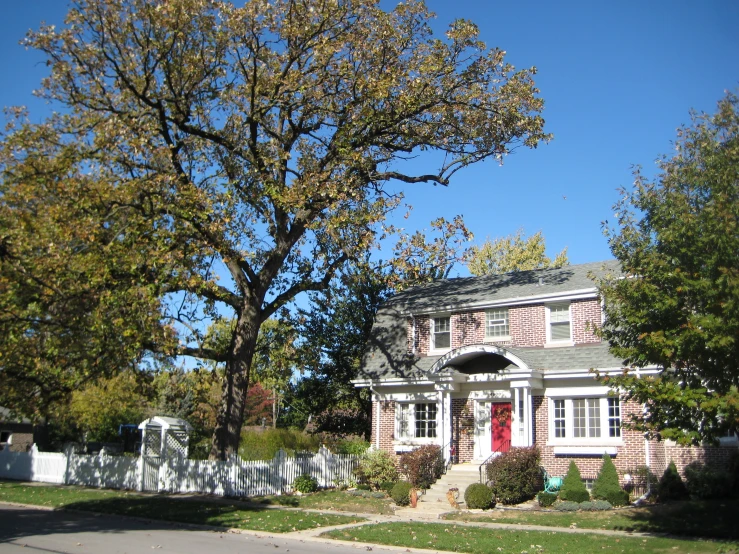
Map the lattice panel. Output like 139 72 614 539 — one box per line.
143 431 161 457
166 430 189 458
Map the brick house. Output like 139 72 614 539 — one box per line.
353 261 737 483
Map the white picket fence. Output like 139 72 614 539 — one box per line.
0 444 359 497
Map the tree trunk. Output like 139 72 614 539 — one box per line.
210 306 260 460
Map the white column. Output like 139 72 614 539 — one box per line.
513 387 521 447
523 387 532 446
441 390 451 460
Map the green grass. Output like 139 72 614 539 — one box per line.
324 522 739 554
443 499 739 540
252 489 395 515
0 481 364 533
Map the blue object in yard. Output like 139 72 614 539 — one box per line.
541 467 563 493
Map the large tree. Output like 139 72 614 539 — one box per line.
3 0 548 458
466 228 568 276
597 93 739 445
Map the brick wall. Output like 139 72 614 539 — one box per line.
509 304 546 347
571 299 602 344
650 440 739 479
408 317 430 354
451 398 475 463
371 400 396 456
452 311 485 347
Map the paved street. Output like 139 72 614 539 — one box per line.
0 504 398 554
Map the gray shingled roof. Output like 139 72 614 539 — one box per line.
358 261 623 381
384 260 619 313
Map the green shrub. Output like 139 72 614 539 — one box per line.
657 461 688 501
605 488 630 506
293 474 318 493
391 481 413 506
371 491 386 499
239 428 322 460
379 481 397 494
554 500 580 511
356 483 371 491
579 500 594 511
354 449 398 490
537 491 558 507
559 461 590 502
684 462 731 499
334 438 371 456
399 445 444 489
591 454 629 507
464 483 495 510
728 451 739 496
592 499 613 510
485 446 543 505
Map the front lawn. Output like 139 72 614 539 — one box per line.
252 489 395 515
0 481 364 533
324 522 739 554
444 499 739 540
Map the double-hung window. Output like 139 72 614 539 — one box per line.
550 397 622 442
431 316 450 350
485 308 510 340
396 403 437 440
548 303 571 343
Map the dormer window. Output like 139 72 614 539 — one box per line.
431 316 450 350
485 308 510 340
547 303 571 343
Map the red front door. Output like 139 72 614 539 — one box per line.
492 403 512 453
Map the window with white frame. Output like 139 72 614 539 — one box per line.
548 303 571 342
395 403 437 440
431 316 450 350
549 397 621 442
485 308 510 339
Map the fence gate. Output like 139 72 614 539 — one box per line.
141 431 162 492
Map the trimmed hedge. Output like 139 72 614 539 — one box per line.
485 446 543 505
537 491 558 507
559 461 590 503
391 481 413 506
464 483 495 510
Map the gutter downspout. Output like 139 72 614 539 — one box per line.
410 314 417 354
369 386 383 450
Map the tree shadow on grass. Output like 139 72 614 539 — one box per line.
614 500 739 540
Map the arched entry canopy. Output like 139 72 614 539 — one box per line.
428 344 530 376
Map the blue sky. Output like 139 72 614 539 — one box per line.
1 0 737 272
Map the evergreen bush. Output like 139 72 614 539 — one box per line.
379 481 397 495
354 449 398 490
464 483 495 509
485 446 543 505
391 481 413 506
592 454 629 506
399 445 444 489
657 461 688 501
559 461 590 502
537 491 558 507
293 474 319 493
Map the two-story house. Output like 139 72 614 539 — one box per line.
354 261 737 482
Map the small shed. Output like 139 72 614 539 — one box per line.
138 416 192 461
